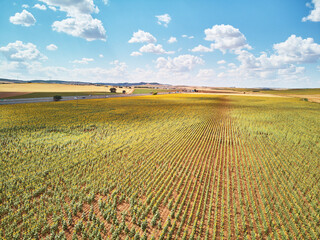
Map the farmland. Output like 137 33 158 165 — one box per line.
133 88 175 94
2 92 117 99
0 83 132 99
0 94 319 239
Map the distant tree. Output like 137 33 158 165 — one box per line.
152 92 158 95
122 90 126 94
53 95 62 101
110 87 117 93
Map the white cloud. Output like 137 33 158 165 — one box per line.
182 34 194 39
46 44 58 51
0 41 47 62
139 43 173 54
197 69 215 80
33 4 47 10
217 60 226 64
156 14 171 27
22 4 29 8
9 10 36 27
130 51 142 56
168 37 177 43
52 14 106 41
72 57 94 64
102 0 109 5
302 0 320 22
235 35 320 70
191 44 214 52
49 6 57 11
216 35 320 84
228 63 236 68
39 0 99 16
128 30 157 43
40 0 106 41
278 65 305 75
156 54 204 72
272 35 320 63
99 54 104 58
204 24 251 53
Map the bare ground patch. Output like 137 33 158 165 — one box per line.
0 92 32 98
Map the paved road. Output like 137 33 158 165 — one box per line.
0 92 175 105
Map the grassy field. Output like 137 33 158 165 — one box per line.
0 83 112 93
0 94 319 239
0 83 132 99
259 88 320 95
133 88 174 94
3 92 117 99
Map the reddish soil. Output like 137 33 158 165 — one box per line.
0 92 31 98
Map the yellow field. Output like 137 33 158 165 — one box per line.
0 83 131 93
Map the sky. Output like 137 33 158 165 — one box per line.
0 0 320 88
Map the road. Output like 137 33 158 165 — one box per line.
0 92 175 105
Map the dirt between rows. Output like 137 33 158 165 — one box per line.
0 92 32 98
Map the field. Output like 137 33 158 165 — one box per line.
222 88 320 103
0 83 132 99
259 88 320 95
0 94 319 239
2 92 117 99
133 88 174 94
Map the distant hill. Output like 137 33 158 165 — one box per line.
0 78 164 87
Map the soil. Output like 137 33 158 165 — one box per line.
0 92 31 98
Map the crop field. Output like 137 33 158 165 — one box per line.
2 92 117 99
133 88 174 94
0 83 112 93
0 83 132 99
0 94 319 239
259 88 320 95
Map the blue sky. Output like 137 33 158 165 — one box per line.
0 0 320 88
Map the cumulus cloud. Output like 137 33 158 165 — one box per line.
46 44 58 51
102 0 109 5
236 35 320 70
272 35 320 63
139 43 174 54
196 69 215 80
156 14 171 27
52 15 106 41
0 41 47 62
218 35 320 83
168 37 177 43
39 0 99 15
130 51 142 56
33 4 47 10
278 65 305 75
72 58 94 64
0 59 129 83
9 10 36 27
128 30 157 43
191 44 214 52
217 60 226 64
156 54 204 72
49 6 57 11
204 24 251 53
182 35 194 39
99 54 104 58
22 4 29 8
302 0 320 22
40 0 107 41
